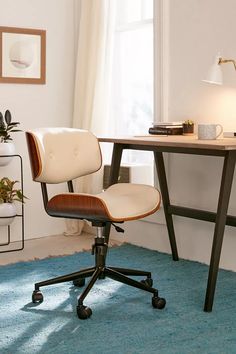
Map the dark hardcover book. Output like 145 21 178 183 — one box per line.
149 126 183 135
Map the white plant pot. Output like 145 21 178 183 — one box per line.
0 142 15 166
0 203 17 226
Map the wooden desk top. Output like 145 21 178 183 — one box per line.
99 135 236 151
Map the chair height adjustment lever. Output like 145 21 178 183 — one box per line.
111 223 124 233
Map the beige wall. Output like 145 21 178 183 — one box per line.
123 0 236 271
168 0 236 271
168 0 236 127
0 0 76 240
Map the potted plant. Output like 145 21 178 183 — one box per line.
183 119 194 135
0 110 21 166
0 177 27 226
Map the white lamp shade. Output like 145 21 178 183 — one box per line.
202 55 223 85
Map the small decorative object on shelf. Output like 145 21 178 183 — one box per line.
183 119 194 136
0 177 27 226
0 110 21 166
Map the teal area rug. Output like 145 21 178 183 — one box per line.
0 244 235 354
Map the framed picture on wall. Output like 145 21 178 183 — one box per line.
0 26 46 84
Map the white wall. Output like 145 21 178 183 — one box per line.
0 0 76 240
122 0 236 271
168 0 236 271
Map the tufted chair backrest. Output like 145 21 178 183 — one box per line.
26 128 102 184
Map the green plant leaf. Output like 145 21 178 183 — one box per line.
8 129 22 133
8 122 20 126
0 177 27 204
0 112 20 141
0 112 4 126
4 110 12 125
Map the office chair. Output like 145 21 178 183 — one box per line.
26 127 166 319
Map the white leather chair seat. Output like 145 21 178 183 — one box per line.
96 183 161 221
47 183 161 222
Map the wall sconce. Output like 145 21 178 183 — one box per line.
203 54 236 85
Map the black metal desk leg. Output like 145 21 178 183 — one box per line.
154 151 179 261
104 143 124 243
204 151 236 312
108 143 124 185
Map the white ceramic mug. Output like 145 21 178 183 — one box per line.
198 124 223 140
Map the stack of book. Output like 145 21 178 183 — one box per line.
149 122 183 135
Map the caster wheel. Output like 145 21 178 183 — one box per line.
152 296 166 309
32 290 44 303
77 304 92 320
141 278 153 287
73 278 85 287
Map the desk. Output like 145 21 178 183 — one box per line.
99 135 236 312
